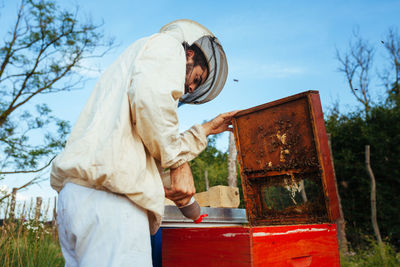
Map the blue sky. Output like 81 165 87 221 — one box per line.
1 0 399 206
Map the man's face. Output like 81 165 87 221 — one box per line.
185 50 208 94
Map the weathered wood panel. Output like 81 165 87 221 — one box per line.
232 91 340 226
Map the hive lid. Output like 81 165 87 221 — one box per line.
232 91 340 226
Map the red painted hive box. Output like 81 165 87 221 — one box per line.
162 91 341 267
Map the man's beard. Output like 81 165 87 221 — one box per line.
184 63 194 94
184 84 190 94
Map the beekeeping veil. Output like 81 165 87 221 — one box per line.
160 19 228 105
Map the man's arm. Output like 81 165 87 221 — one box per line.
165 111 240 206
202 110 240 136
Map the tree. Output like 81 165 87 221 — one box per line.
0 0 113 176
336 29 374 119
227 132 237 187
365 145 382 245
326 105 400 249
331 26 400 249
190 135 228 192
381 27 400 106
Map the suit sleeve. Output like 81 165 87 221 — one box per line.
129 34 208 169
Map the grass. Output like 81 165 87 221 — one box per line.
341 238 400 267
0 196 64 267
1 195 400 266
0 220 65 267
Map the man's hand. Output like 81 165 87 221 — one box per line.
164 162 195 207
202 110 241 136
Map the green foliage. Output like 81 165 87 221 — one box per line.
332 26 400 250
340 237 400 267
0 194 64 266
190 135 229 192
0 0 113 174
382 28 400 108
326 103 400 249
236 167 245 208
0 104 70 172
0 221 64 267
189 134 245 207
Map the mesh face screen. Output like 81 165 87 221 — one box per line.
180 36 227 105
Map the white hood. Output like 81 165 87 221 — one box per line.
160 19 228 105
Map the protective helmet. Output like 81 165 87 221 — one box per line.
160 19 228 105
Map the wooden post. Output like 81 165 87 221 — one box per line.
327 133 348 253
365 145 382 244
204 170 209 191
52 196 58 238
52 196 57 226
21 201 27 221
51 197 57 227
9 188 17 220
227 132 238 187
35 196 42 222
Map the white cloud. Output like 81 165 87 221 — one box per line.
0 184 29 201
0 184 9 195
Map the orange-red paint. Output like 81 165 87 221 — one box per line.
162 224 340 267
308 93 341 220
162 226 251 267
251 224 340 266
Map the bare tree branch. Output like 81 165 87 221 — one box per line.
336 29 374 118
0 0 114 175
0 175 45 203
383 27 400 101
0 0 24 79
0 155 55 175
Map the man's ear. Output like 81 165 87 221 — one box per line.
186 49 194 59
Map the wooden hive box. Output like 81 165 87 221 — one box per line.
232 90 340 225
161 91 340 267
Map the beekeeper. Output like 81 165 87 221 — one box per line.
50 19 234 266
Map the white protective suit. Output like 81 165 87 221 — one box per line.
50 18 228 239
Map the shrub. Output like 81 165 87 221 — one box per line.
341 237 400 267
